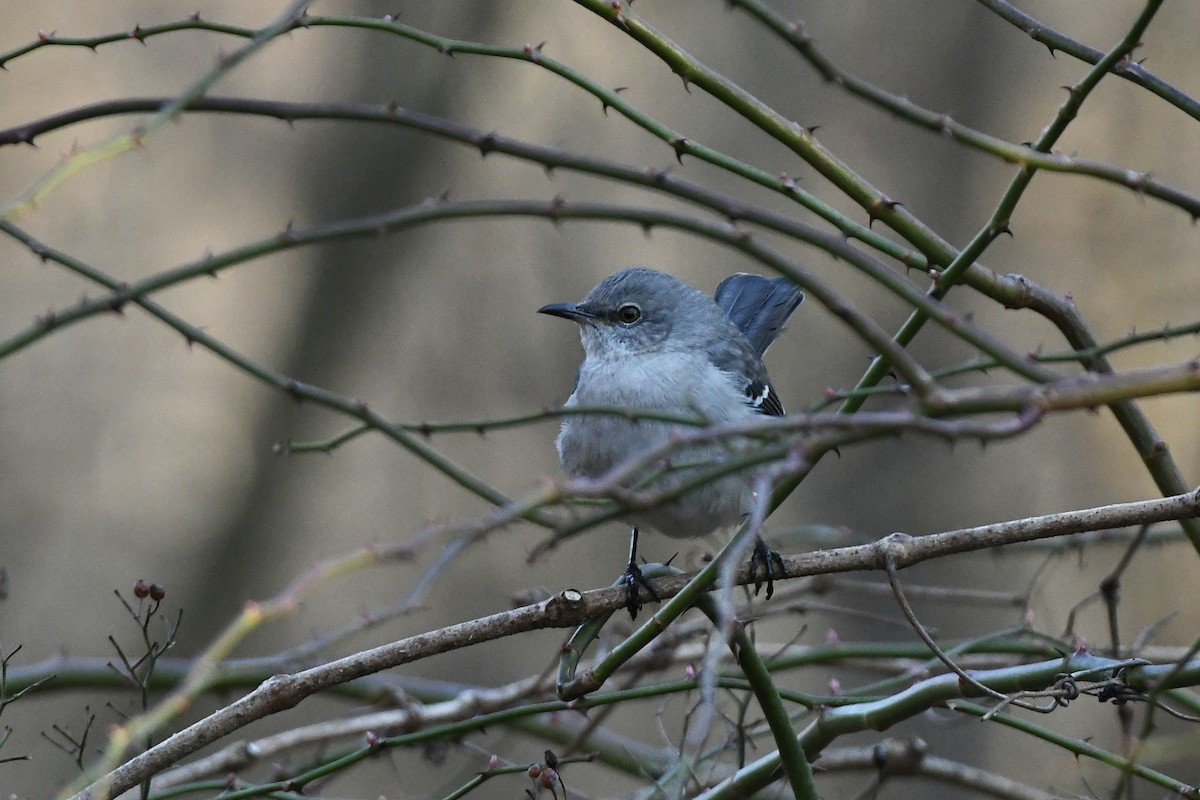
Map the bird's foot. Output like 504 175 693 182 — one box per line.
621 559 660 620
749 537 787 599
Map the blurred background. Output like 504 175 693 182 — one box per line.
1 0 1198 796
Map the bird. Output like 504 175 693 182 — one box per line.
538 267 803 616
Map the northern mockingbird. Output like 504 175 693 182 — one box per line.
539 267 803 616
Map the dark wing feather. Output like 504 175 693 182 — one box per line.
714 273 804 357
712 273 802 417
744 378 785 417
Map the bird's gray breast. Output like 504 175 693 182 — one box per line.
555 350 748 479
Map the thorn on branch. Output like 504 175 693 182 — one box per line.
670 137 688 163
522 42 546 62
866 196 900 226
477 131 497 157
109 283 131 314
601 86 627 115
607 0 628 30
1126 170 1149 195
546 194 567 225
197 248 216 277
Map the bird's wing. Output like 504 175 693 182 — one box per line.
713 273 804 357
706 337 787 417
744 377 785 417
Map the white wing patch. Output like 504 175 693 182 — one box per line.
749 383 769 408
744 379 784 416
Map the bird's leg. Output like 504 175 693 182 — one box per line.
621 527 660 619
749 536 787 599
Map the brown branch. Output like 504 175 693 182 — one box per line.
141 672 554 790
72 486 1200 799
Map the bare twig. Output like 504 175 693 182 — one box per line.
815 737 1057 800
68 486 1199 798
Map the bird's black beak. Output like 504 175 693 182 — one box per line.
537 302 594 322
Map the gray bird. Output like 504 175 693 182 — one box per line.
539 267 803 616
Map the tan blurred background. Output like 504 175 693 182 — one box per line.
2 0 1199 796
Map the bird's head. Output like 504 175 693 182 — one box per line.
538 267 718 358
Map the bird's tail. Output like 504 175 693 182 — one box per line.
714 273 804 356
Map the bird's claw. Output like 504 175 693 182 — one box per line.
749 538 787 599
621 560 660 620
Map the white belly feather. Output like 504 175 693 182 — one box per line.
556 349 758 538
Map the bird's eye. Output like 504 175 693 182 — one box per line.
615 303 642 324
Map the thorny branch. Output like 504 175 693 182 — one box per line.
70 486 1200 798
1 2 1197 798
